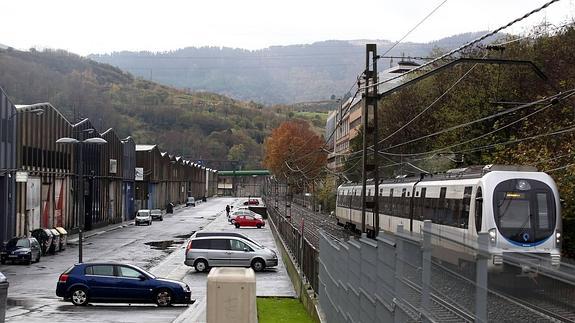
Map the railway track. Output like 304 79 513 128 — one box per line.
402 278 475 323
275 197 353 247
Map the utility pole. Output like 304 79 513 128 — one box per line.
361 44 379 238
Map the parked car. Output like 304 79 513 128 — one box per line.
186 197 196 207
243 199 259 206
193 231 264 249
228 209 262 224
56 263 192 306
150 209 163 221
234 215 265 229
1 237 42 265
184 236 277 273
135 210 153 226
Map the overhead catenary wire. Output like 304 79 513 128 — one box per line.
379 0 449 59
361 0 564 91
302 0 449 149
545 162 575 172
376 52 487 147
376 90 575 157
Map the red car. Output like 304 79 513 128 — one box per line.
243 199 259 205
234 215 265 229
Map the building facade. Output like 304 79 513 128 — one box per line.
1 88 217 242
121 136 136 220
0 88 16 243
15 103 74 236
217 170 270 197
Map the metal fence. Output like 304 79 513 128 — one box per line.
319 222 488 323
267 205 320 293
319 221 575 323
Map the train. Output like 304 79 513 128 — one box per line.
336 165 562 267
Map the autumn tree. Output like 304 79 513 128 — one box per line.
264 119 327 185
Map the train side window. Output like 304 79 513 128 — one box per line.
435 187 447 224
389 189 394 215
461 187 472 228
475 187 483 233
401 189 407 218
536 193 549 229
419 188 426 221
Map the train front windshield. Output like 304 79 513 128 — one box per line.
493 179 556 245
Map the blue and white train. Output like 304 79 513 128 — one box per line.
336 165 562 266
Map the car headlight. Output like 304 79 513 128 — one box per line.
488 228 497 245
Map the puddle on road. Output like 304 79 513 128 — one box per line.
174 232 195 239
7 298 34 307
144 240 184 251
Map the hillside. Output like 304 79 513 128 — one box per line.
0 48 286 169
89 32 494 104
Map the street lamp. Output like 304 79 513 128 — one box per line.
56 136 107 263
8 108 44 120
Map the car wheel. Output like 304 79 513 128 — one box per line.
24 258 31 265
251 259 265 272
160 216 163 221
194 259 208 273
155 288 173 307
35 253 41 263
235 223 240 228
70 287 89 306
256 224 262 229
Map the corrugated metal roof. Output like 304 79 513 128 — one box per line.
16 102 72 125
136 145 157 151
217 170 270 176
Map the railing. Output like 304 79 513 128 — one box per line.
267 201 320 293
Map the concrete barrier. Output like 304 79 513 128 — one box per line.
206 268 257 323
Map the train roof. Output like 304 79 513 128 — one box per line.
339 164 539 187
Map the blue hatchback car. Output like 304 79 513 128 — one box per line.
56 263 192 306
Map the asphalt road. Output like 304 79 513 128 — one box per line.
2 197 238 323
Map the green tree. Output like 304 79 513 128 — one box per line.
228 144 246 162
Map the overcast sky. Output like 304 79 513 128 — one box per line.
1 0 573 56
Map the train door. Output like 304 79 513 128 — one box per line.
475 187 483 234
348 189 353 226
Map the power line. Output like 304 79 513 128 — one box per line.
453 124 575 154
380 0 449 58
377 90 575 157
376 53 486 147
362 0 563 91
545 162 575 172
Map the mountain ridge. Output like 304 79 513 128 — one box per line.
89 32 496 104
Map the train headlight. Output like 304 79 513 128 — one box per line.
488 228 497 244
556 231 562 246
516 180 531 191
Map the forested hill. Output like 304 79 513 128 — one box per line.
0 48 285 168
89 32 490 104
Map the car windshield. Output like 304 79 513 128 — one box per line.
151 210 161 215
137 211 150 217
7 238 29 248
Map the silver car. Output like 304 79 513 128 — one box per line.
135 210 152 226
184 236 278 272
